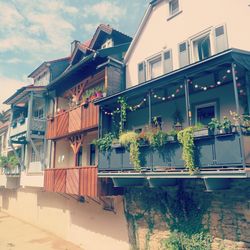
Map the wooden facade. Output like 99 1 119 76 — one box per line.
44 166 121 197
46 103 99 140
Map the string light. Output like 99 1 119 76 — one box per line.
103 66 246 115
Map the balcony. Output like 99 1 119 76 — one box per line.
9 118 28 138
47 103 99 140
44 166 122 197
98 133 250 187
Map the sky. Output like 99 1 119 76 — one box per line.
0 0 149 111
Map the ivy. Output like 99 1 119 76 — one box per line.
119 131 141 171
177 127 196 173
93 132 115 152
117 96 128 135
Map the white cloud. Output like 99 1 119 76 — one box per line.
82 23 99 33
87 1 126 22
0 76 26 111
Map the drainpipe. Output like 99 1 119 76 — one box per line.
231 62 246 168
184 77 191 126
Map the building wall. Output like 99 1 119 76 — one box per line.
0 188 130 250
126 0 250 87
124 179 250 250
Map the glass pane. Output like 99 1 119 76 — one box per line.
197 105 215 125
150 58 162 79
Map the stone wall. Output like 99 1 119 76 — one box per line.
124 179 250 250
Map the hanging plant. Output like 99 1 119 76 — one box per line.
117 97 128 135
119 131 141 171
177 127 196 173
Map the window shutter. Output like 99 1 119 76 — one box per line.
163 50 173 74
138 62 146 84
179 41 189 68
214 25 228 53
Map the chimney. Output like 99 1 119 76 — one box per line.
71 40 80 55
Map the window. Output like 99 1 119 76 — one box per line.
34 108 44 119
31 144 44 163
89 144 96 166
214 25 228 53
163 50 173 74
101 39 113 49
169 0 179 16
77 146 83 166
193 34 211 62
138 62 146 84
179 41 189 67
195 103 217 126
148 55 162 79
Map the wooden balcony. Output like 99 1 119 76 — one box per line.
44 166 121 197
46 103 99 140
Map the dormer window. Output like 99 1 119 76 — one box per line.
101 39 113 49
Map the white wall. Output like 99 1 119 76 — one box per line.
0 188 129 250
126 0 250 87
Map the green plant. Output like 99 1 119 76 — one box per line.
0 155 19 169
119 131 141 171
117 97 128 135
93 133 115 152
0 156 8 168
222 116 232 132
208 118 221 132
148 130 168 148
177 127 196 173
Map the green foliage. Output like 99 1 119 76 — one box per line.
163 231 212 250
124 185 212 250
117 96 128 135
93 133 115 152
119 131 140 171
177 127 196 173
222 116 232 131
148 130 168 148
208 118 221 131
0 156 8 168
0 155 19 169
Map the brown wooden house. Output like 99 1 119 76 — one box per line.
44 24 132 197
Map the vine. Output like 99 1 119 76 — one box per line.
177 127 196 173
93 132 115 152
124 184 212 250
117 96 128 135
119 131 141 171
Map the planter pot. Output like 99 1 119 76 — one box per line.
194 128 209 137
204 178 231 191
223 127 232 134
148 178 177 187
208 128 215 136
112 177 145 187
111 143 122 149
167 135 176 142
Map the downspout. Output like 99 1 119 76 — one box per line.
184 77 191 126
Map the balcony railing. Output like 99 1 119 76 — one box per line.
10 118 28 137
99 133 248 173
46 103 99 139
44 166 98 197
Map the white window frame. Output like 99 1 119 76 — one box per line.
195 102 217 125
147 54 163 80
168 0 182 20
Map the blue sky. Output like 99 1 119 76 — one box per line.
0 0 149 110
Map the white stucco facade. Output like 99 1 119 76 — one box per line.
125 0 250 87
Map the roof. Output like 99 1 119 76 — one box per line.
28 57 70 79
95 48 250 106
47 42 131 91
4 85 46 105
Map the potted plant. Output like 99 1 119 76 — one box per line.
222 116 232 134
208 118 221 135
93 133 115 153
172 109 184 131
111 138 122 148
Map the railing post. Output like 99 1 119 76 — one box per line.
231 62 246 167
